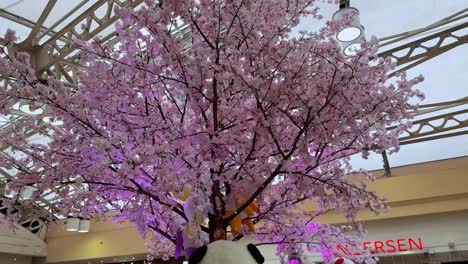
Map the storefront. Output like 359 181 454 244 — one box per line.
258 211 468 264
359 211 468 264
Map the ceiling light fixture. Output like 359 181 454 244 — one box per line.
343 42 362 57
66 217 80 231
78 219 91 233
333 7 363 42
42 116 64 126
18 101 45 116
16 101 63 126
333 6 365 57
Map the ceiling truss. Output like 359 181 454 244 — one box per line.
375 9 468 176
379 21 468 78
39 0 144 77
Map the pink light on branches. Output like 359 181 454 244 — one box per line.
0 0 423 263
289 257 302 264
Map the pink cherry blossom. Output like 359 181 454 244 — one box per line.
3 29 17 43
0 1 423 263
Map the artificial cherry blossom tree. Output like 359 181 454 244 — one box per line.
0 0 423 263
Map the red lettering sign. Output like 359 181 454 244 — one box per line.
386 239 396 253
363 242 371 250
374 241 385 253
336 237 423 256
397 238 407 252
408 238 423 251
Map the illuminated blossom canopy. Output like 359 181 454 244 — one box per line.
0 0 423 263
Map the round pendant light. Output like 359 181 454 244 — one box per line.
333 6 366 57
343 43 362 57
333 7 362 41
18 103 44 115
337 27 362 42
42 116 64 126
66 217 80 231
78 219 91 233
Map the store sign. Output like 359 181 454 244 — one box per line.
337 237 424 255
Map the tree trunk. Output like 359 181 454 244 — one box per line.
208 213 215 242
208 213 227 243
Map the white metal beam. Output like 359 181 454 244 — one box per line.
23 0 57 47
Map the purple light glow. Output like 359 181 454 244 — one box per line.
289 258 302 264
